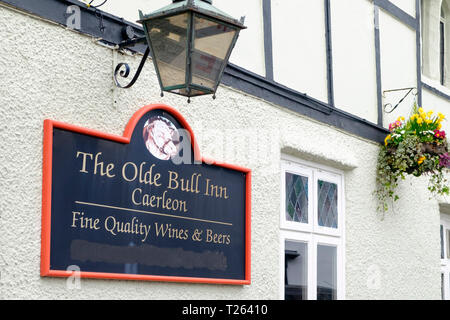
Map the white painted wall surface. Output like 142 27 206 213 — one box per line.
99 0 266 76
0 5 445 299
379 9 418 127
271 0 328 103
422 90 450 134
330 0 378 124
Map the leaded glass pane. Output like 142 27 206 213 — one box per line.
285 240 308 300
285 173 308 223
317 180 338 228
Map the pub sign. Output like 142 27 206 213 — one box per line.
41 104 251 285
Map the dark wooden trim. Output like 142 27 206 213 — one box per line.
374 5 383 126
262 0 274 81
374 0 416 30
416 0 423 106
324 0 335 107
422 82 450 101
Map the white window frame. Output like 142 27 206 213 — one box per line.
441 214 450 300
280 155 345 300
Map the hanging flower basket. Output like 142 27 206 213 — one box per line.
375 105 450 212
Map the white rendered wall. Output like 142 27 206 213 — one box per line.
0 4 444 300
330 0 378 124
271 0 328 103
100 0 266 76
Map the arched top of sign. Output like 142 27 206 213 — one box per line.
123 104 202 163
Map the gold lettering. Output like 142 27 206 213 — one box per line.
76 151 93 173
132 188 142 205
122 162 138 182
205 229 230 245
131 188 187 213
168 171 179 190
204 179 229 199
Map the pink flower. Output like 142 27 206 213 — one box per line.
434 130 446 139
439 152 450 168
389 120 402 132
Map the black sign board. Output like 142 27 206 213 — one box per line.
41 104 251 284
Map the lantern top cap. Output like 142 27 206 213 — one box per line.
138 0 246 29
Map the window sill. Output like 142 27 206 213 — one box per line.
421 75 450 101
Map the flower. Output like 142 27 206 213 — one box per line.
434 129 446 139
417 117 423 125
384 134 391 146
389 120 403 131
418 156 426 164
440 153 450 168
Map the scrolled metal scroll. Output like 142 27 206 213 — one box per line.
114 46 150 89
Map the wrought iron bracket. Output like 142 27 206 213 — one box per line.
118 34 147 50
114 45 150 89
382 87 417 113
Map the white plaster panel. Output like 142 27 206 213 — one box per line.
330 0 378 124
0 5 442 300
379 9 418 128
422 89 450 134
271 0 328 103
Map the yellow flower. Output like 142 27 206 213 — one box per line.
418 107 424 113
427 110 433 118
417 117 423 124
438 123 442 130
418 156 426 165
426 119 432 124
420 112 427 119
401 116 405 121
384 134 391 146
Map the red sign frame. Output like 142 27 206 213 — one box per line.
41 104 251 285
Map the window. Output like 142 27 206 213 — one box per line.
422 0 450 87
440 214 450 300
280 156 344 300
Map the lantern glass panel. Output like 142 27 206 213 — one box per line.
146 13 189 88
191 15 237 90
